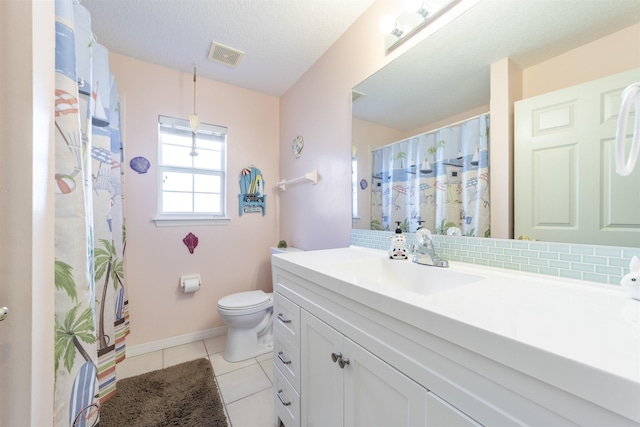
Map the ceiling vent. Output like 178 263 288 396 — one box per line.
208 42 244 67
352 90 366 103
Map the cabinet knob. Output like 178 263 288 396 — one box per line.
331 352 342 363
338 357 350 369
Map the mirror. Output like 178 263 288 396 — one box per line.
352 0 640 247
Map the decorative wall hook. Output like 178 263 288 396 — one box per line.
239 166 266 215
183 232 199 254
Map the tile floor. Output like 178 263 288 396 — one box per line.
116 335 274 427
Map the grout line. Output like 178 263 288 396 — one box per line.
224 384 274 407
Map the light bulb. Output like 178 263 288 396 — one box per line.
379 14 398 35
406 0 430 18
405 0 424 14
189 113 200 133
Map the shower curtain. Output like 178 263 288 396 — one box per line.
371 114 490 237
54 1 128 425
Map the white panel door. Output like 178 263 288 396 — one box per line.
515 68 640 246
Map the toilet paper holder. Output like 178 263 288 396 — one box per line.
180 274 201 293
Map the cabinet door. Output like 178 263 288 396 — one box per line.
300 310 343 427
344 337 428 427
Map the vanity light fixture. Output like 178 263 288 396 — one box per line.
189 66 200 156
380 0 466 51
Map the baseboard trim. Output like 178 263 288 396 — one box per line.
125 326 227 358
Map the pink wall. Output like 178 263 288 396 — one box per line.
278 1 414 250
522 24 640 98
109 54 281 346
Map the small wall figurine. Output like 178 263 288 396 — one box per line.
183 232 199 254
621 256 640 300
239 166 266 216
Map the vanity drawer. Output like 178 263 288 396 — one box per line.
274 329 300 391
274 368 300 427
274 292 300 347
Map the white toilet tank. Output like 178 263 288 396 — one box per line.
270 246 303 254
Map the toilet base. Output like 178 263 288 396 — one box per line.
223 330 274 362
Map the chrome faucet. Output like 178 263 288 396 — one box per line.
410 228 449 267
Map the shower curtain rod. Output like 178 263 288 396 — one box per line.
370 111 489 152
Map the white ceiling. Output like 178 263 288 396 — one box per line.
80 0 640 129
81 0 376 97
352 0 640 131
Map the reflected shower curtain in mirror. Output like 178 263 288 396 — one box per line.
371 114 490 237
54 1 128 425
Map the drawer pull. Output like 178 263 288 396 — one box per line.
277 351 292 365
277 389 292 406
277 313 291 324
331 352 342 363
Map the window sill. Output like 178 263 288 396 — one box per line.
152 216 231 227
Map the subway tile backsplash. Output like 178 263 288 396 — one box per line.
350 229 640 286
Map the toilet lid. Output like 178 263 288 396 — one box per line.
218 290 270 310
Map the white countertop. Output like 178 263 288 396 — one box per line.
272 246 640 423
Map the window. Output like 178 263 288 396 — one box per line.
154 115 228 226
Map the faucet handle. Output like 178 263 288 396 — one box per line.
447 227 462 236
416 228 432 245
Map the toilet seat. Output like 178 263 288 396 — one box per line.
217 290 271 311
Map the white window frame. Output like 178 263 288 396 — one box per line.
352 153 359 220
153 115 229 227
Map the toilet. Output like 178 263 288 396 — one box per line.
217 246 302 362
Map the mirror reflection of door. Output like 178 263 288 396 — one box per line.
514 68 640 247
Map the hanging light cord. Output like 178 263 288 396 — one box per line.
190 66 199 156
193 66 197 115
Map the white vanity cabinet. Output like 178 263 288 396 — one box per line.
300 309 429 427
273 267 481 427
272 247 640 427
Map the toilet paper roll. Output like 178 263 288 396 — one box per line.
181 277 201 293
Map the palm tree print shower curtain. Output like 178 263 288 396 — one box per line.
54 1 128 425
371 114 490 237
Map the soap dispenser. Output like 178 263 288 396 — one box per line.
388 221 408 260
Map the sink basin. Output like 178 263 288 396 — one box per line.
326 257 484 296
